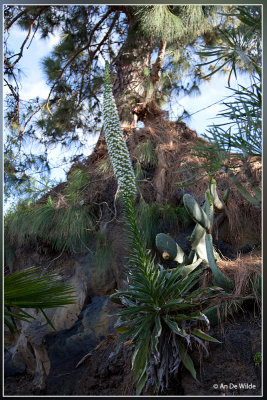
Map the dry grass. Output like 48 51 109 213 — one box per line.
202 249 261 297
218 250 262 298
36 117 261 253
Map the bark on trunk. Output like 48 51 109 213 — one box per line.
112 14 154 129
94 10 167 151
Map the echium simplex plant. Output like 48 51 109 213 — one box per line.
103 60 137 199
103 60 148 270
103 61 221 395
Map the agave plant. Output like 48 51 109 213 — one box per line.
4 267 76 333
103 61 221 394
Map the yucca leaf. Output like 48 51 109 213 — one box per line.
130 314 154 342
109 291 123 305
191 334 209 356
163 316 188 339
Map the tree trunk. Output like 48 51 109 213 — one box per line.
94 9 167 152
112 13 154 128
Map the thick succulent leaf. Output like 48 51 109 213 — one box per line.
205 233 234 290
190 223 206 250
180 258 203 277
183 193 211 231
156 233 179 260
209 179 225 211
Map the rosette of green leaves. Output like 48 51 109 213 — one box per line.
103 61 137 199
111 263 221 394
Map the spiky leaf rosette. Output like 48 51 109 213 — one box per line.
103 61 137 199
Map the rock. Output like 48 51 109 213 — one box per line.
4 345 26 376
4 255 119 393
74 253 117 296
44 296 118 395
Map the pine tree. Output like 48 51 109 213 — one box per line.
4 5 225 202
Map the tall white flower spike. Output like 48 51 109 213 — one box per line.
103 61 137 199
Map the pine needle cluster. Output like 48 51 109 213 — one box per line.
134 5 214 44
5 169 97 253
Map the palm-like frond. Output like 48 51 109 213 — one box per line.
197 6 261 83
4 267 76 333
206 80 262 156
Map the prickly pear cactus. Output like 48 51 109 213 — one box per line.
156 179 234 291
155 233 186 263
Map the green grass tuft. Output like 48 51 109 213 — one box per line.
5 196 97 254
135 140 158 168
136 199 192 247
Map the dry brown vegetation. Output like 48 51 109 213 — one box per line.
14 116 261 297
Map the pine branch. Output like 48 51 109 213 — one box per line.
14 9 119 141
4 6 49 33
4 8 48 70
150 40 167 86
46 8 114 102
78 11 120 104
